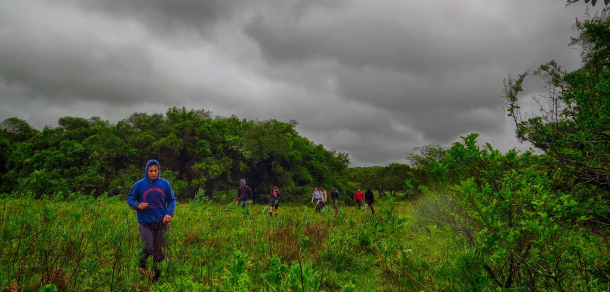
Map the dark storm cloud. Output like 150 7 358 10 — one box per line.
0 1 173 105
243 0 587 150
73 0 245 35
0 35 162 105
71 0 343 39
0 0 595 166
245 1 578 72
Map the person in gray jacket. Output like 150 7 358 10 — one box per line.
311 187 325 213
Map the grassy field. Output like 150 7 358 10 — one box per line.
0 193 471 291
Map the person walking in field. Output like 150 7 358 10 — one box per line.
330 187 339 208
311 187 325 213
269 186 281 217
365 187 376 216
378 185 385 199
236 179 253 210
320 186 328 211
353 188 364 210
126 159 177 283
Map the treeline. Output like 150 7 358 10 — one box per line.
0 108 422 202
346 150 444 198
0 108 358 201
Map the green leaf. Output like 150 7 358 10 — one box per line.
39 285 58 292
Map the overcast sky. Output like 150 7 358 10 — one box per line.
0 0 595 166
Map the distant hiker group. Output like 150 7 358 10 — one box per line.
230 181 385 216
232 180 387 216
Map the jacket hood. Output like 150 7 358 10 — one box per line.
145 159 161 181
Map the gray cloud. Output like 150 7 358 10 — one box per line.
0 0 595 166
73 0 246 36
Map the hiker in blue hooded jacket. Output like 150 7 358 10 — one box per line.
126 160 177 283
235 179 253 209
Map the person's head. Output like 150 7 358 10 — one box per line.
320 186 324 190
273 186 278 192
314 187 318 191
332 187 336 191
357 188 361 192
366 187 371 192
147 162 159 180
379 185 382 188
239 179 246 187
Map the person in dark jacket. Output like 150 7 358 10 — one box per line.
330 188 339 208
126 159 177 283
378 185 385 199
235 179 253 209
364 187 375 215
269 186 281 217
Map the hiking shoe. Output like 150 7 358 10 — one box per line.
151 269 161 283
139 267 150 279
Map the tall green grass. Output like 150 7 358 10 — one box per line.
1 193 475 291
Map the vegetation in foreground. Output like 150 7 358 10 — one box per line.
1 193 472 291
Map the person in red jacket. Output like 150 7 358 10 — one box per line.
353 188 364 210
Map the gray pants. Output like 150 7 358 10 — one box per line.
315 199 324 213
139 222 169 268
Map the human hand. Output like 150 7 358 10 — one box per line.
139 202 149 209
163 215 172 224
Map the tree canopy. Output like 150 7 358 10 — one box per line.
504 8 610 228
0 108 352 201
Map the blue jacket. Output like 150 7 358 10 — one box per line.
126 160 177 224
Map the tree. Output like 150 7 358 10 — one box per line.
504 8 610 230
406 144 448 170
1 117 37 143
567 0 610 6
438 134 580 290
58 116 92 131
379 163 413 196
